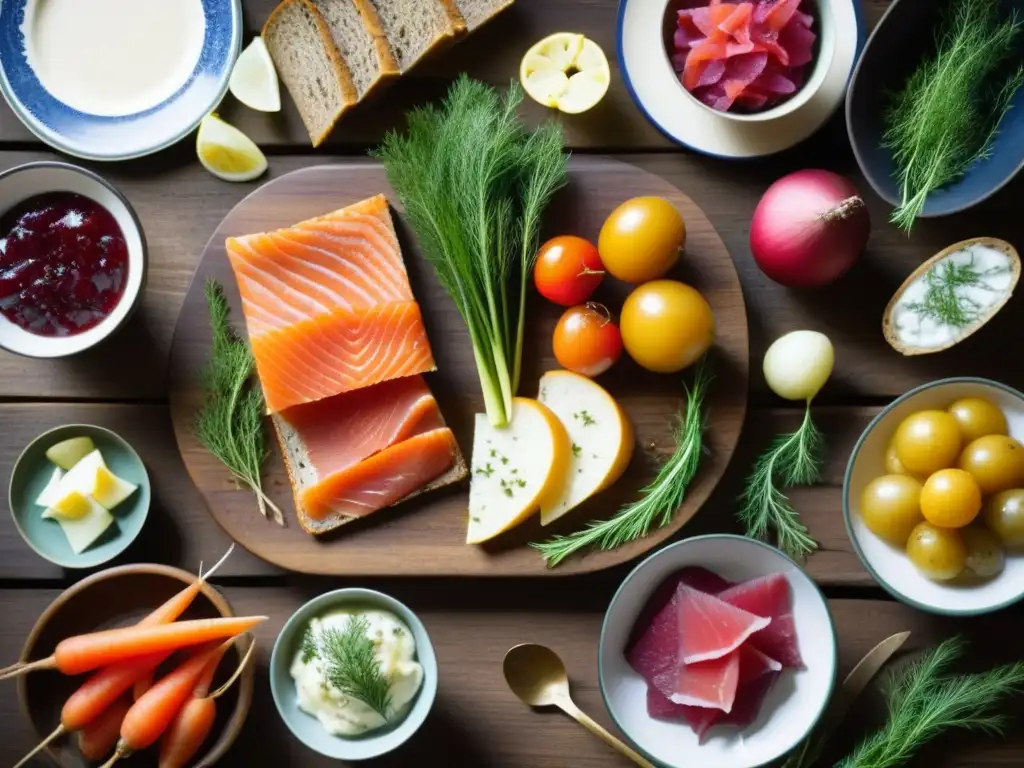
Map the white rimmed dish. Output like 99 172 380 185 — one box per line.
599 535 837 768
618 0 865 157
0 162 147 358
269 588 438 761
844 377 1024 616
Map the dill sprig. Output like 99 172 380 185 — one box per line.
738 405 821 560
194 279 283 525
313 616 392 721
837 636 1024 768
883 0 1024 232
903 252 1009 328
532 360 712 568
374 76 567 427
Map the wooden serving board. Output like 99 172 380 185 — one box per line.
167 157 749 576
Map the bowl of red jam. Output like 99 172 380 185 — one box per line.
0 162 146 357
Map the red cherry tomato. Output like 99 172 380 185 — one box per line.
533 236 605 306
553 303 623 377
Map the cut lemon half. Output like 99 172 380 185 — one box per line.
520 33 610 114
229 36 281 113
196 114 267 183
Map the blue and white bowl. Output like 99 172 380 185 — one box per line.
0 0 242 161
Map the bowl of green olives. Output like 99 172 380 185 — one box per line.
844 377 1024 615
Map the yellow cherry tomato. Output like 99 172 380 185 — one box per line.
860 474 923 546
920 468 981 528
892 410 962 477
961 524 1005 579
947 397 1008 444
906 522 966 581
885 439 909 475
598 197 685 284
958 434 1024 495
982 489 1024 546
620 280 713 373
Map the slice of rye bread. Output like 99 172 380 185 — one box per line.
450 0 515 31
262 0 358 146
309 0 399 101
364 0 466 73
271 408 468 535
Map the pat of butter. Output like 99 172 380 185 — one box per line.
35 466 65 507
43 494 114 554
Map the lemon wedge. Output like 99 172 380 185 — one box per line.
520 33 610 114
49 490 92 521
196 114 268 183
229 36 281 113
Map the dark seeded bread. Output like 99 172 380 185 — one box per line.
262 0 358 146
364 0 465 73
451 0 514 31
309 0 399 101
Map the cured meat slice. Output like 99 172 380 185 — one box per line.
653 650 741 711
676 584 771 664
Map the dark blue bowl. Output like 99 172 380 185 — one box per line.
846 0 1024 217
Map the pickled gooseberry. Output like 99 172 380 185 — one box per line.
920 469 981 528
961 525 1005 579
893 410 962 477
958 434 1024 495
885 439 909 475
947 397 1008 444
860 474 923 546
906 522 966 581
982 489 1024 547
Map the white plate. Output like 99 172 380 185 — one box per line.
844 378 1024 615
599 535 836 768
617 0 866 158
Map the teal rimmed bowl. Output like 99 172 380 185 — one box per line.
844 377 1024 616
598 535 837 768
269 588 438 761
8 424 150 569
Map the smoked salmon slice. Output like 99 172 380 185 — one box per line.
226 194 437 413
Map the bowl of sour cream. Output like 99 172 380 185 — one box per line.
270 588 438 761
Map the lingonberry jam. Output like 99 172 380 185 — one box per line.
0 192 128 337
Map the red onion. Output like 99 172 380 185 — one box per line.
749 169 870 288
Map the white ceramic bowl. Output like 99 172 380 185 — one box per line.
599 535 836 768
844 377 1024 616
0 162 147 358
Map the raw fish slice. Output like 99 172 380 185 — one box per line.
778 19 815 66
298 427 459 520
719 573 792 618
749 612 804 668
683 41 729 89
721 51 768 100
646 687 717 732
718 2 753 36
725 40 756 57
753 0 801 31
676 584 771 664
653 650 740 711
738 643 782 683
689 4 740 38
752 34 789 67
707 671 780 736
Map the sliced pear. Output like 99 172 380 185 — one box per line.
46 436 96 470
36 466 65 507
48 490 93 521
520 33 610 114
537 370 634 525
43 495 115 554
467 398 571 544
93 465 138 510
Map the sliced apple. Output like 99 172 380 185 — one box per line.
93 466 138 510
537 370 635 525
467 397 571 544
35 466 65 507
43 490 115 554
46 436 96 470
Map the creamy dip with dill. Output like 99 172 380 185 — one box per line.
890 243 1015 349
291 609 423 737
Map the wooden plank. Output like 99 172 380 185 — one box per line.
0 402 906 585
2 587 1021 767
0 1 894 150
1 152 1022 402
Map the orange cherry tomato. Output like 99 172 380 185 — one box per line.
552 303 623 377
534 236 605 306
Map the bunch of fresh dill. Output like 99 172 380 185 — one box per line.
884 0 1024 232
194 279 283 524
374 76 567 427
533 360 712 567
301 616 392 719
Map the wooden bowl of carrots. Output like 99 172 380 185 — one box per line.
12 560 257 767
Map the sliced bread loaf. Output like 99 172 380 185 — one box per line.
451 0 514 31
364 0 465 73
263 0 358 146
309 0 399 101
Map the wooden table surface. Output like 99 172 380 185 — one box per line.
3 1 1024 766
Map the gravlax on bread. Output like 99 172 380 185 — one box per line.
272 375 467 534
451 0 515 31
262 0 358 146
364 0 465 73
309 0 399 100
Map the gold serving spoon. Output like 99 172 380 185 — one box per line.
503 643 655 768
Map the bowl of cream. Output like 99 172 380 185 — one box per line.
270 588 438 761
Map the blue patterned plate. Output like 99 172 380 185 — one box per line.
0 0 242 161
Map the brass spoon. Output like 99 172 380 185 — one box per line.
503 643 655 768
